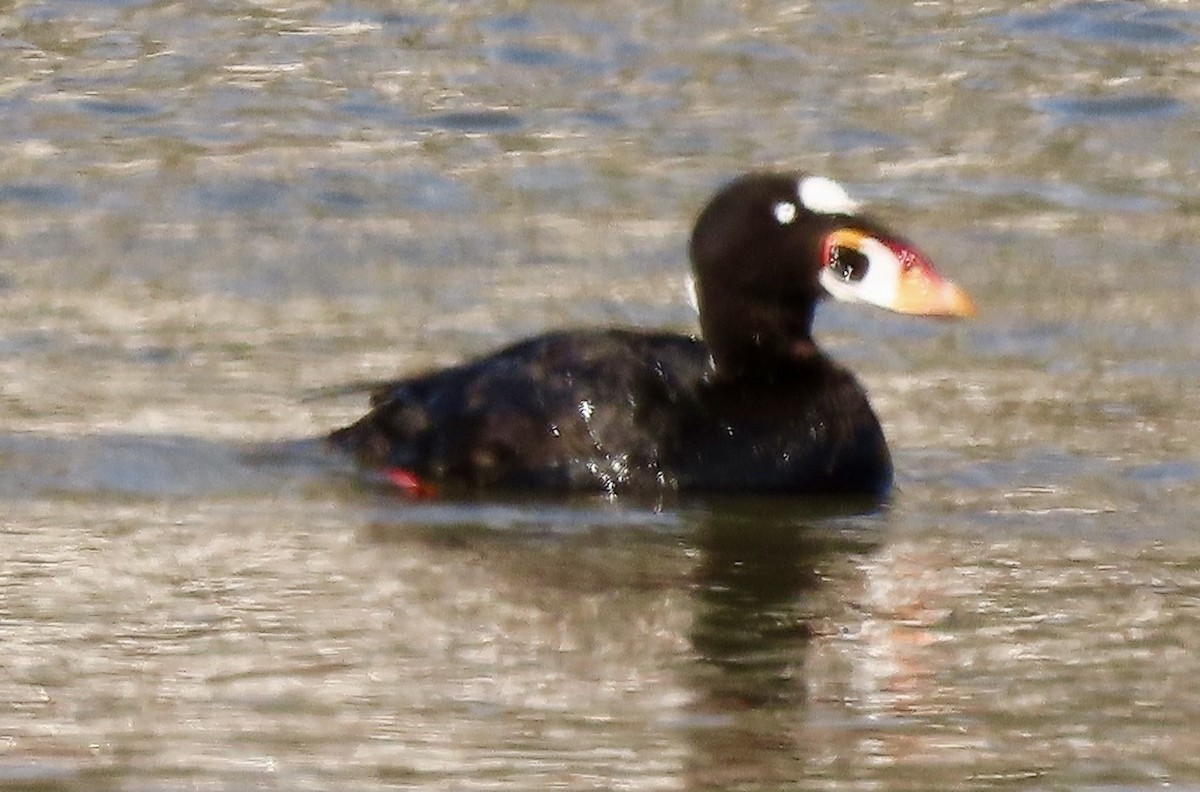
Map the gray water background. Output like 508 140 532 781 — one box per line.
4 1 1200 789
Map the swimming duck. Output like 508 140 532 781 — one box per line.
327 172 974 497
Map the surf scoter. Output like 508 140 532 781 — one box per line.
328 172 974 497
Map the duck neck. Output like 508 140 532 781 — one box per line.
702 301 821 383
708 334 825 384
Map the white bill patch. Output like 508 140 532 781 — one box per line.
772 200 798 225
798 175 860 215
818 237 900 309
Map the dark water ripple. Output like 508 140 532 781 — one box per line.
997 1 1200 48
1040 94 1185 124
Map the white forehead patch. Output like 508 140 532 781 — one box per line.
772 201 798 225
797 175 860 215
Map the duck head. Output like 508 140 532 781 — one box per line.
688 172 974 377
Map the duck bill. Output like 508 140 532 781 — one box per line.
886 241 977 318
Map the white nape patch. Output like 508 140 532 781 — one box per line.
772 200 798 225
798 175 860 215
684 273 700 314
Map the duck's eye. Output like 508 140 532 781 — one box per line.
828 245 869 282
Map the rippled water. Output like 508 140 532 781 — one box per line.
4 1 1200 789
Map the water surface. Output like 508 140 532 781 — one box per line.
3 1 1200 789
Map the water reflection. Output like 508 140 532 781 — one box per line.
359 497 890 788
679 507 879 788
688 511 873 710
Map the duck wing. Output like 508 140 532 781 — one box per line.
327 329 709 492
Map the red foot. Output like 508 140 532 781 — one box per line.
382 467 438 498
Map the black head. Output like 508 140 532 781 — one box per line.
687 172 974 377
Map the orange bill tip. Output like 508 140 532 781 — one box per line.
894 270 976 317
